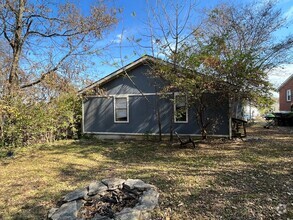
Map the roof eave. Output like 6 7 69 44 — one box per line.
278 74 293 91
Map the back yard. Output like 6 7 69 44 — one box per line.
0 124 292 219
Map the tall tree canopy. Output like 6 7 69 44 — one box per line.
150 0 293 104
142 0 293 138
191 1 293 105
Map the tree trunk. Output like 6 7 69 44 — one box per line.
201 129 207 140
155 97 162 141
8 0 25 95
169 93 174 142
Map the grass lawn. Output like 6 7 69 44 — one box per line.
0 124 292 219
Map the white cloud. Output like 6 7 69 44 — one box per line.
113 34 124 44
113 29 130 44
268 64 293 88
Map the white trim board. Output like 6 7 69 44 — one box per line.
83 131 229 138
286 89 292 102
82 101 85 134
84 92 173 98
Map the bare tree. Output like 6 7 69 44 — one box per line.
142 0 223 139
141 0 200 140
0 0 117 96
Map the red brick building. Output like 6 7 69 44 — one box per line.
278 74 293 111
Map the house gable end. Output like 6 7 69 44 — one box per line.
101 64 165 95
278 74 293 91
79 55 161 95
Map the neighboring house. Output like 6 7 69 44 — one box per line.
243 104 260 121
278 74 293 111
79 55 233 139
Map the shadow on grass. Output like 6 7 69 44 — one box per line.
1 125 292 219
39 139 108 155
1 188 70 220
165 126 293 218
40 139 225 169
177 162 293 219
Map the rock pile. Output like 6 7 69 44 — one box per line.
48 178 159 220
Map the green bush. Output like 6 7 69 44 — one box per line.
0 93 81 148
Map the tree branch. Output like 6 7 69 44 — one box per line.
0 12 14 48
20 36 85 89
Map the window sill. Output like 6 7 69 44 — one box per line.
114 121 129 124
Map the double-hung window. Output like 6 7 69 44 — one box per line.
114 96 129 123
286 89 291 102
174 94 188 123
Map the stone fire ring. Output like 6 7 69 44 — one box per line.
48 178 159 220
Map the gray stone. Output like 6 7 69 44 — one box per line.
76 199 84 210
63 188 87 202
101 178 125 190
135 189 159 211
115 208 141 220
49 201 80 220
48 208 58 219
92 213 113 220
124 179 155 191
124 179 145 190
88 181 108 196
134 183 155 191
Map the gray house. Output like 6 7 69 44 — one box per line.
80 55 231 139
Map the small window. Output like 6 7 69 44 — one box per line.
286 89 291 102
174 94 188 123
114 96 129 123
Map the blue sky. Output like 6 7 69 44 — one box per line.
78 0 293 90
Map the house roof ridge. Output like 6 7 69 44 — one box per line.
78 55 158 94
278 73 293 91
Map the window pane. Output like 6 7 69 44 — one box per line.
116 109 127 121
115 97 128 122
176 96 186 107
287 90 292 101
116 97 127 108
175 106 187 121
175 95 187 122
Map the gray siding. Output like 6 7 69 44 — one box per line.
102 65 164 95
83 96 163 134
83 94 229 136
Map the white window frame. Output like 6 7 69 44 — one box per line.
114 96 129 123
286 89 291 102
174 93 188 123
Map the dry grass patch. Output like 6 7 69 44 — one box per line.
0 124 292 219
